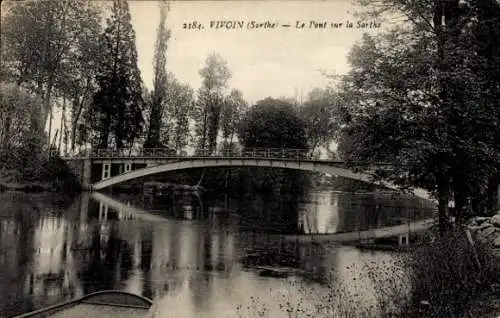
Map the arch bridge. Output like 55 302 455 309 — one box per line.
63 147 433 201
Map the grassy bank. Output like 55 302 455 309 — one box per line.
0 153 82 194
393 226 499 317
348 226 500 317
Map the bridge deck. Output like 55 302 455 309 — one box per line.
62 147 390 166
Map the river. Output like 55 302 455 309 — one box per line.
0 187 435 317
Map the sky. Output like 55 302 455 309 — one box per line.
127 0 385 104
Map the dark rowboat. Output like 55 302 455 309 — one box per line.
14 290 153 318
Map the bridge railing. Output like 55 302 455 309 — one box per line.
86 147 314 160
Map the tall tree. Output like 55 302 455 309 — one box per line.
0 82 45 180
238 98 308 149
220 89 247 151
194 53 232 154
139 82 153 148
298 87 341 157
339 0 500 233
63 9 102 153
0 83 45 150
1 0 103 147
86 0 144 149
162 74 195 153
472 0 500 215
144 1 171 149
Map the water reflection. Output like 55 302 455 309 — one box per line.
0 189 434 317
299 191 434 234
299 191 340 233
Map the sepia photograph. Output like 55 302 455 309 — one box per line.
0 0 499 317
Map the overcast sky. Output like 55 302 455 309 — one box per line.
128 0 384 104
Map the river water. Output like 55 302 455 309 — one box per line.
0 187 435 317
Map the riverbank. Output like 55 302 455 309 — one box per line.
390 213 500 317
0 180 60 192
0 155 82 194
0 180 81 194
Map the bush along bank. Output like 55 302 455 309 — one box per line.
0 153 82 194
391 213 500 318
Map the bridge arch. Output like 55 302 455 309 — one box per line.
91 158 434 202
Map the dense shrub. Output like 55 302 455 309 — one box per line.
0 83 81 193
396 227 499 317
39 155 82 193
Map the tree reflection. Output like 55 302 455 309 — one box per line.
79 222 133 293
0 197 37 316
140 233 153 299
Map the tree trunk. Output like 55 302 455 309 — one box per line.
486 175 499 216
99 114 111 149
70 78 92 152
115 106 124 149
229 130 235 151
45 82 54 148
146 96 163 149
127 138 135 156
471 196 483 217
71 118 78 152
437 179 450 235
2 115 11 149
63 112 68 156
52 130 59 155
434 0 454 234
453 182 467 224
207 96 222 154
198 111 208 154
58 97 66 154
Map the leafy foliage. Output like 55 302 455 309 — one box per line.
238 98 308 149
194 53 232 153
338 0 500 231
162 74 195 152
85 0 144 149
0 82 45 151
0 83 45 179
144 1 171 149
220 89 248 150
397 229 499 318
297 87 341 156
1 0 103 147
0 83 80 191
